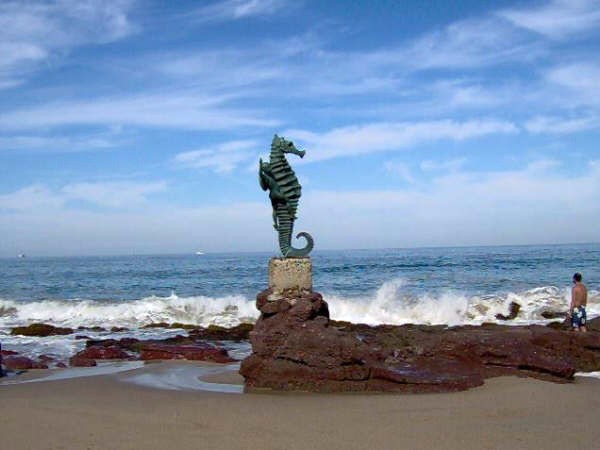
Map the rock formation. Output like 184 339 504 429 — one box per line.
240 289 600 393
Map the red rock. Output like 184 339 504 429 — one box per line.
73 345 130 360
3 355 34 370
10 323 73 336
56 362 67 368
69 355 97 367
495 301 521 320
240 289 600 393
31 361 49 369
188 323 254 341
1 349 19 356
85 338 139 349
139 343 234 363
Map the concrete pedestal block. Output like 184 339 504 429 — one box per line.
268 257 312 295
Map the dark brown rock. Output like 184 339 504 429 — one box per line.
586 316 600 332
240 289 600 393
11 323 73 337
188 323 254 341
31 361 49 369
139 343 234 363
69 355 97 367
85 338 140 349
77 334 236 364
141 322 199 330
541 310 568 319
3 355 35 370
74 345 130 360
77 326 106 332
495 301 521 320
1 349 19 356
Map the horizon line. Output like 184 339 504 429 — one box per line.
2 241 598 259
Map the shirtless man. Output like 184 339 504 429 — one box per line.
569 272 588 332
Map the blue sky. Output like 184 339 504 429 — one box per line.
0 0 599 256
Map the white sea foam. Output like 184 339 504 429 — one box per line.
0 293 258 329
0 362 145 385
575 371 600 380
1 282 598 331
325 279 470 326
324 279 600 326
123 362 243 393
1 280 598 361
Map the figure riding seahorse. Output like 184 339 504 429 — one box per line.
259 135 314 257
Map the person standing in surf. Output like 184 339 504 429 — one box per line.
569 272 588 332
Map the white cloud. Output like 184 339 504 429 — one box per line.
3 160 599 256
298 160 600 249
525 159 561 172
499 0 600 39
394 17 541 70
286 119 518 162
0 133 125 152
384 161 415 184
0 200 272 256
0 0 137 88
420 158 467 172
545 63 600 106
0 184 64 211
191 0 292 22
525 115 600 134
0 181 167 211
61 181 167 208
174 140 259 173
0 91 278 131
546 62 600 96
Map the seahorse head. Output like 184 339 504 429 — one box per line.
272 134 305 158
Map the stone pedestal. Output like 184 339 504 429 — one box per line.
268 257 312 294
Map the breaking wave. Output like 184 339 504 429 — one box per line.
326 279 599 326
0 279 598 330
0 293 259 329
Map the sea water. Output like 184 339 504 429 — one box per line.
1 244 598 360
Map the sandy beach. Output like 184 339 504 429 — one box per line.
2 362 600 450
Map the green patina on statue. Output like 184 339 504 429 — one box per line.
259 135 314 257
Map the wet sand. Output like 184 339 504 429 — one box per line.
1 363 600 450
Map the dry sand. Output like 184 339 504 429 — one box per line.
1 362 600 450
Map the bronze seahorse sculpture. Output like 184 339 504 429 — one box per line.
259 135 314 257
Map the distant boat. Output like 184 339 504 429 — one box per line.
195 251 205 255
17 253 26 258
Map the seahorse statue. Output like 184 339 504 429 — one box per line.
259 134 314 257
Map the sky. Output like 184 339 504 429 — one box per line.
0 0 599 256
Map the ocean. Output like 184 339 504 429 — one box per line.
1 244 598 361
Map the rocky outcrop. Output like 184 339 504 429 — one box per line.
139 343 234 363
495 301 521 320
71 335 235 364
69 355 97 367
73 345 131 360
140 322 254 341
188 323 254 341
240 289 600 393
2 355 49 370
11 323 73 337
